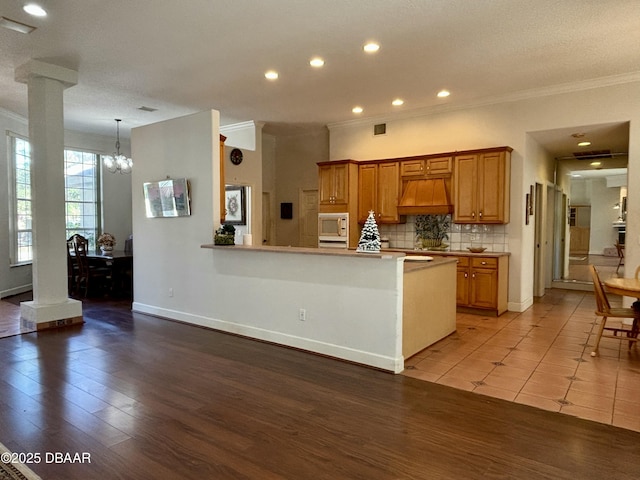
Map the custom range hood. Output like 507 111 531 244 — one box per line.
397 178 453 215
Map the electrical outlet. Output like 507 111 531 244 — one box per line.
299 308 306 321
169 288 173 297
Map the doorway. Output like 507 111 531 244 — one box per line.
529 122 629 291
299 189 318 247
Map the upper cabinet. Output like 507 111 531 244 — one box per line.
453 147 511 224
319 161 352 208
358 161 402 224
400 156 452 177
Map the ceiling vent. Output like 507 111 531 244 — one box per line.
572 149 612 160
374 123 386 135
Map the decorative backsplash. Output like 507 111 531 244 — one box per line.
377 215 509 252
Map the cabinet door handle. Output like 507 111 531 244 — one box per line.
479 211 483 218
464 272 468 278
472 212 475 218
481 261 487 265
472 273 476 279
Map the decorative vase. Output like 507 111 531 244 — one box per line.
214 234 235 246
420 238 442 248
100 245 113 253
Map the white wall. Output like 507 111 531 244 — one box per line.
329 80 640 310
130 111 404 372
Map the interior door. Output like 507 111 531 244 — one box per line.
299 189 318 247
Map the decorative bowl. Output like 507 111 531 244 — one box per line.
467 247 487 253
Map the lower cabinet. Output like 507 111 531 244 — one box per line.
456 255 509 316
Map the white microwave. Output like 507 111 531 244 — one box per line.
318 213 349 248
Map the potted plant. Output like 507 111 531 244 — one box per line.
97 232 116 252
214 224 236 245
415 214 450 249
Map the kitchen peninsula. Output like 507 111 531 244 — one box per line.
201 244 457 373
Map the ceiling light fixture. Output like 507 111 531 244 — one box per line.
309 57 325 67
103 119 132 174
23 3 47 17
578 141 591 147
392 99 404 106
363 42 380 53
264 70 278 80
590 161 602 166
437 90 450 98
352 106 363 114
0 16 36 34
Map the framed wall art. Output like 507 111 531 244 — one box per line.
224 185 246 225
143 178 191 218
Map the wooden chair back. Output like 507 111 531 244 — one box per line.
589 265 611 314
72 234 90 277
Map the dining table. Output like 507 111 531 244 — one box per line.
604 277 640 300
87 250 133 297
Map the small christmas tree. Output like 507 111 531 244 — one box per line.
356 211 381 253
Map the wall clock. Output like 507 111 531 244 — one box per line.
230 148 243 165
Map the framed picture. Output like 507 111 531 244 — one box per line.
143 178 191 218
225 185 246 225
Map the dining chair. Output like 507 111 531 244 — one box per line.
66 235 80 295
615 242 625 273
73 234 112 297
589 265 639 357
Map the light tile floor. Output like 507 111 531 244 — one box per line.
403 288 640 432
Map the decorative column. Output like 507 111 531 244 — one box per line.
15 60 83 329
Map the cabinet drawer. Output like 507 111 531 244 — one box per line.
456 256 470 267
471 257 497 269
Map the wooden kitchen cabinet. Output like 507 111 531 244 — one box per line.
453 148 511 224
400 156 452 177
455 255 509 315
319 162 349 206
358 161 402 223
318 160 360 247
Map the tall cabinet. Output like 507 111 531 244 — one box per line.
454 147 511 224
317 160 360 247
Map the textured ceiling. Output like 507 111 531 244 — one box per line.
1 0 639 156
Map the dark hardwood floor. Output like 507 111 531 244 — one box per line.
1 297 639 479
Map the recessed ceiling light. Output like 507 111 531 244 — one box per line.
590 161 602 166
309 57 325 68
437 90 450 98
392 99 404 106
578 141 591 147
23 3 47 17
352 106 363 114
363 42 380 53
571 174 582 178
264 70 279 80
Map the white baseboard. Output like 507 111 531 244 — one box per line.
0 284 32 299
132 302 404 373
508 296 534 313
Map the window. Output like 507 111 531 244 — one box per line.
64 149 100 249
9 135 33 264
9 134 101 264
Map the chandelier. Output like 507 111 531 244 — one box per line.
103 119 132 174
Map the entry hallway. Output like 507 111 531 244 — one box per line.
0 293 639 479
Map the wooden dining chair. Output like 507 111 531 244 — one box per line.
615 242 625 273
73 234 112 297
66 235 82 295
589 265 639 357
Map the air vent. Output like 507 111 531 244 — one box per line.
374 123 386 135
572 150 612 160
0 17 36 34
138 106 158 112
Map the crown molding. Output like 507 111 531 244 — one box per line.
220 121 258 135
327 72 640 131
0 107 27 124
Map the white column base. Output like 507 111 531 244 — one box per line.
20 299 83 331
